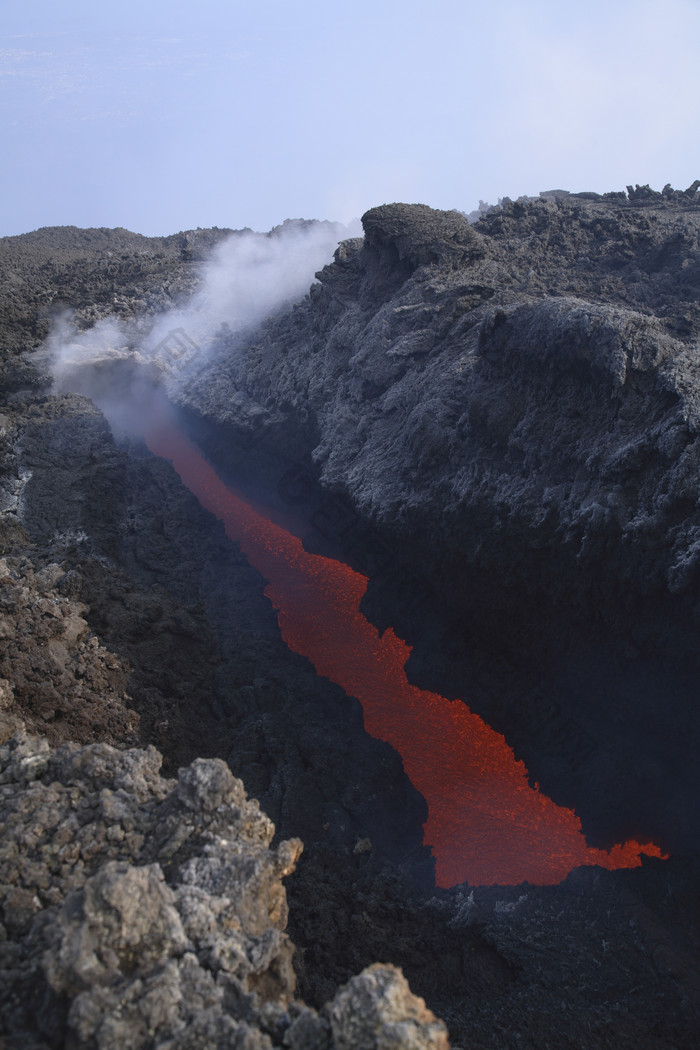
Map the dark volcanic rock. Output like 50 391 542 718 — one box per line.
0 386 429 864
175 192 700 861
0 224 231 364
0 552 138 749
0 732 447 1050
3 200 700 1048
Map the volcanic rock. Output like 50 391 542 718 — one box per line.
2 193 700 1048
174 191 700 860
0 732 447 1049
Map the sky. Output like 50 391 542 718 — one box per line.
1 0 699 237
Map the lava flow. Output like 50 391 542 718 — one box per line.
145 418 667 888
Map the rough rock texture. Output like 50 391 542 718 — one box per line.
0 732 446 1049
0 223 447 1046
2 198 700 1047
0 553 138 748
0 386 428 863
179 192 700 618
328 965 447 1050
178 191 700 617
174 189 700 859
0 224 230 366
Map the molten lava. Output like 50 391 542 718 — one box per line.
145 418 667 887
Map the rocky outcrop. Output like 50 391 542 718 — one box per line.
2 734 697 1050
0 225 232 369
177 192 700 623
173 190 700 860
0 554 138 749
0 732 447 1049
2 199 700 1048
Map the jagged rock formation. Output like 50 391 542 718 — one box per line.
0 553 137 748
180 190 700 617
179 191 700 621
0 732 447 1049
2 190 700 1048
0 225 231 365
174 189 700 859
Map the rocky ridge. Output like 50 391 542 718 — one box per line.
178 190 700 619
1 192 700 1047
174 188 700 860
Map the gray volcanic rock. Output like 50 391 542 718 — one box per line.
3 204 700 1049
0 224 232 367
0 732 447 1050
174 191 700 859
0 553 138 748
177 194 700 611
328 964 448 1050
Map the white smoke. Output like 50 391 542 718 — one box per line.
144 219 358 356
44 218 360 428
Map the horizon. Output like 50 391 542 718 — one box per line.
2 0 699 239
3 182 697 242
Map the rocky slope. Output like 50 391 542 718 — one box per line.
1 194 700 1047
175 188 700 861
0 227 444 1048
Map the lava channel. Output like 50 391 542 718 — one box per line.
144 417 667 888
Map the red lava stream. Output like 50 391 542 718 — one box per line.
145 419 667 888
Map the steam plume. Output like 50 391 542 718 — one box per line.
44 218 358 432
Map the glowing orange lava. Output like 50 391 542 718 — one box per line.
145 417 667 887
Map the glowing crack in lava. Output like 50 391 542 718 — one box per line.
145 419 667 887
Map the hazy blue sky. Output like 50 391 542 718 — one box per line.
2 0 699 236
